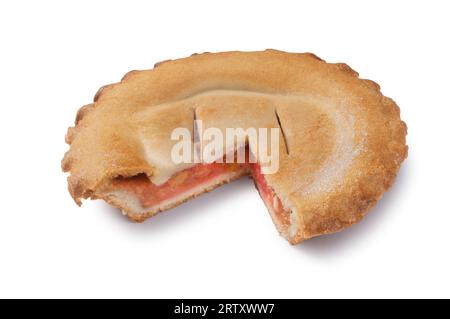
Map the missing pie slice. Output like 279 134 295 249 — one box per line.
62 50 407 244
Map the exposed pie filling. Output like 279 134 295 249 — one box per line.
111 160 291 228
250 164 291 228
112 162 248 208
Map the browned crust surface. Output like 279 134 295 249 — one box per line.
62 50 408 244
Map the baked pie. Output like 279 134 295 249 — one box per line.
62 50 407 244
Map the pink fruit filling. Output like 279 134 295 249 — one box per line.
111 156 290 227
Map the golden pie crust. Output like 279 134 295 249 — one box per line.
62 50 408 244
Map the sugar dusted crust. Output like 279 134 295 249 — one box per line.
62 50 408 244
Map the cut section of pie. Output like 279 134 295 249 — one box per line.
62 50 408 244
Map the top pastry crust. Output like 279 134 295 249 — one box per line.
62 50 407 243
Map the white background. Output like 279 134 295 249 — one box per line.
0 0 449 298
